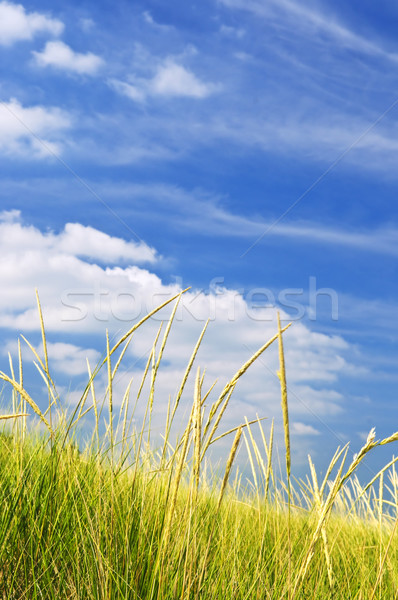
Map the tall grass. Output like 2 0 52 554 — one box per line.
0 290 398 599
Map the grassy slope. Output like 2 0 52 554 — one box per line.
1 433 398 599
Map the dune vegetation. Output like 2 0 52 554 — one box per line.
1 289 398 599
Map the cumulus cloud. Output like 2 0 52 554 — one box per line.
0 1 63 46
3 337 101 377
150 61 217 98
292 422 321 436
0 98 71 157
0 209 356 447
58 223 157 264
33 40 104 75
110 59 219 103
0 211 157 270
44 342 101 376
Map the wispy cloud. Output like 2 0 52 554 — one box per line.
4 170 398 259
272 222 398 257
107 79 146 103
205 105 398 175
220 24 245 39
0 1 63 46
104 72 398 174
142 11 171 31
78 17 95 33
33 40 104 75
219 0 398 63
101 3 398 175
101 182 398 258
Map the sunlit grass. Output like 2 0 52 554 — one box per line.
0 289 398 599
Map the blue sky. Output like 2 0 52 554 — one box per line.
1 0 398 477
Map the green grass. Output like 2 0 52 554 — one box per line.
1 289 398 599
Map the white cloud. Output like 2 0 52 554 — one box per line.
0 1 63 45
292 422 321 436
290 387 344 416
33 40 104 75
0 208 20 223
3 338 100 377
150 61 217 98
58 222 158 264
110 59 219 103
45 342 101 376
0 210 354 443
0 211 157 268
0 98 71 157
0 210 368 473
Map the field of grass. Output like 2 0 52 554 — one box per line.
1 290 398 599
